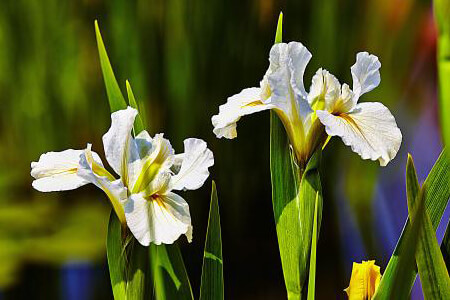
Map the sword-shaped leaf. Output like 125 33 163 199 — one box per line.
95 21 127 113
406 155 450 299
374 150 450 298
199 181 224 300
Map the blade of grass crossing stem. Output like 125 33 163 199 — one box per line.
199 181 224 300
270 109 303 298
150 244 194 300
126 80 145 134
106 211 152 300
406 156 450 299
307 192 320 300
106 212 127 299
374 150 450 298
95 20 127 112
387 187 425 299
126 240 151 299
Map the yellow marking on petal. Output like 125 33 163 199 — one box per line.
337 112 359 128
84 146 125 224
99 181 126 225
241 100 264 108
85 148 115 181
132 138 171 193
344 260 381 300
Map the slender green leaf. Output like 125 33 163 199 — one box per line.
94 20 127 112
150 244 194 300
126 80 145 134
106 212 151 300
374 149 450 298
406 156 450 299
274 12 283 44
106 212 127 299
380 186 425 299
434 0 450 144
199 181 224 300
307 192 319 300
270 14 323 299
125 240 151 300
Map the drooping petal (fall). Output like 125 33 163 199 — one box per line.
344 260 381 300
316 102 402 166
31 149 89 192
102 106 139 181
170 138 214 191
211 87 273 139
124 192 192 246
351 52 381 100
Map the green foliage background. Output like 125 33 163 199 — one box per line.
0 0 446 299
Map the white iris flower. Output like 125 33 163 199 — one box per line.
212 42 402 166
31 107 214 246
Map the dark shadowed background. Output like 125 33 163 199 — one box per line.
0 0 447 299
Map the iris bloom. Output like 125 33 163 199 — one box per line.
344 260 382 300
212 42 401 166
31 107 214 246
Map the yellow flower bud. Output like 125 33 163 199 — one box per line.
344 260 381 300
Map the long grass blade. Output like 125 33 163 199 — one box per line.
150 244 194 300
406 156 450 299
94 20 127 113
106 212 127 299
126 80 145 135
307 192 319 300
374 150 450 298
199 181 224 300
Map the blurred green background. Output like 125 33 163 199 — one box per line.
0 0 446 299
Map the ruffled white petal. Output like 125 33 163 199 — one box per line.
102 106 140 179
336 84 356 112
266 43 313 123
170 138 214 191
124 192 192 246
351 52 381 100
31 149 89 192
316 102 402 166
307 68 341 110
286 42 312 100
211 87 272 139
